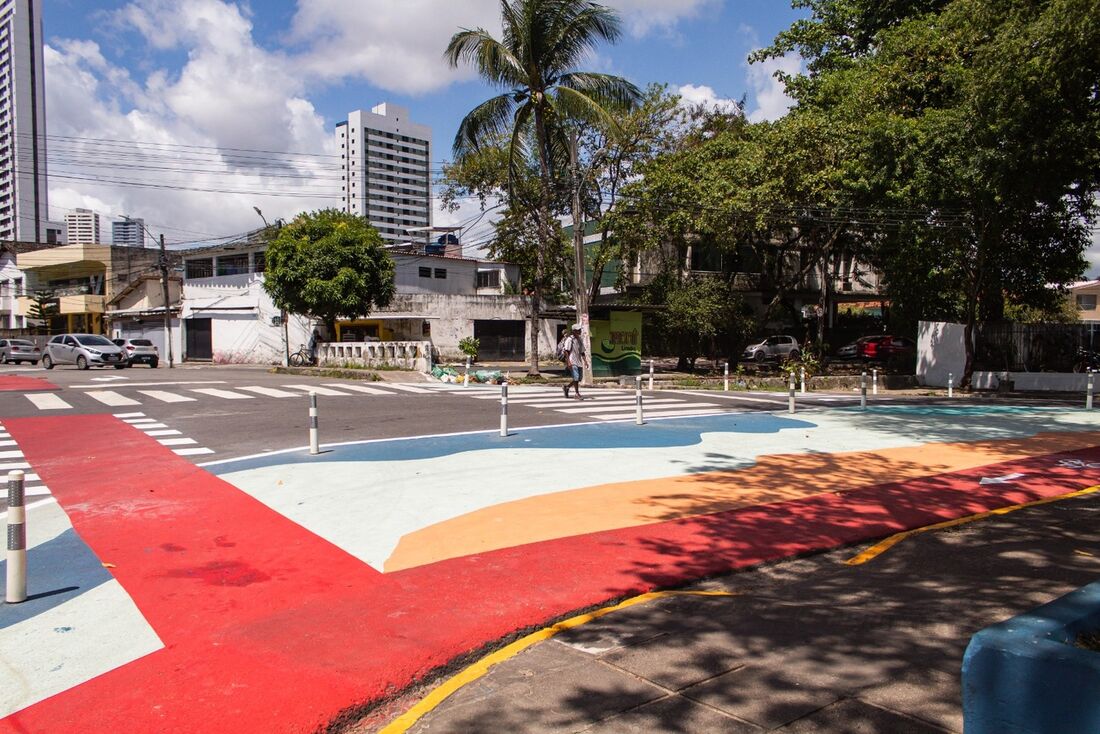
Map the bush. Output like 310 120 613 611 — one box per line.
458 336 480 359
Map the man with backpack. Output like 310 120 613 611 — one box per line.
559 324 585 400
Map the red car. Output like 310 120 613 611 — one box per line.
837 335 915 361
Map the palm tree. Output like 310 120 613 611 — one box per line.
446 0 640 376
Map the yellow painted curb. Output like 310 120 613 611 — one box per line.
379 590 736 734
845 484 1100 566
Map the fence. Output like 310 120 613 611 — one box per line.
974 322 1100 372
316 340 431 371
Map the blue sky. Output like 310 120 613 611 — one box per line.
37 0 807 245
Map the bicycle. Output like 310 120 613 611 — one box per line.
289 344 315 367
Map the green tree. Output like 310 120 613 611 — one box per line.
262 209 396 336
27 291 58 331
644 272 754 371
445 0 641 375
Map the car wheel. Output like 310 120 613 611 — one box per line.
114 364 126 369
788 349 801 360
42 354 54 370
149 359 158 368
753 351 766 363
30 360 38 366
76 355 89 371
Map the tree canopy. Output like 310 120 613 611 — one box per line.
262 209 396 335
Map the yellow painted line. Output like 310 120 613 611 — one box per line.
846 484 1100 566
379 590 736 734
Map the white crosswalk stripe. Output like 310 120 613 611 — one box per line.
593 406 728 421
86 390 142 407
553 399 708 414
322 383 393 395
118 412 217 458
25 393 72 410
173 447 216 456
189 388 254 400
157 437 198 446
371 382 433 394
282 384 353 396
139 390 197 403
237 386 302 398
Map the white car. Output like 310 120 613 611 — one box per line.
741 335 801 363
42 333 128 370
0 338 41 365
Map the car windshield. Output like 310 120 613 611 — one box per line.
75 335 115 347
131 339 154 346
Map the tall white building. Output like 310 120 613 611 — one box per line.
0 0 48 243
336 103 432 245
65 208 100 244
112 216 145 247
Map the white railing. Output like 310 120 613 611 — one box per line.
317 340 431 372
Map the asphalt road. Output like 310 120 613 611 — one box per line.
0 362 1074 464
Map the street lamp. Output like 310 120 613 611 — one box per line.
122 216 174 368
253 206 290 366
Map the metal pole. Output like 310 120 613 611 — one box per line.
635 375 644 425
648 359 654 391
6 470 26 604
159 234 174 368
1088 371 1094 411
500 380 509 436
948 373 954 399
860 371 868 410
723 362 729 392
464 355 471 388
872 368 878 396
800 367 806 395
788 371 796 414
308 392 319 455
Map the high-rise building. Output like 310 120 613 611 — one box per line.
112 217 145 247
64 208 100 244
0 0 48 243
336 103 432 245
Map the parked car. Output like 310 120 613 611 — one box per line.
836 335 915 361
42 333 128 370
741 335 801 363
112 338 159 368
0 338 41 365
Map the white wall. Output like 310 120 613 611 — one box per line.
112 318 183 363
917 321 972 387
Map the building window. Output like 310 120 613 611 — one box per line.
216 254 250 276
434 268 447 279
476 270 501 289
185 258 214 279
253 250 266 273
1077 294 1097 310
418 266 432 278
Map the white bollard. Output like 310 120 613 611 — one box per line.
860 371 868 410
6 470 26 604
500 380 509 436
464 356 472 388
635 375 644 425
948 373 954 399
788 371 796 414
1088 371 1094 411
800 367 806 395
309 392 319 455
872 368 878 396
724 362 729 392
648 359 655 391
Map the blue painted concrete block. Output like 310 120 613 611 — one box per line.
962 580 1100 734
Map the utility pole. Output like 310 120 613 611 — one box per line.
569 131 592 386
159 234 174 368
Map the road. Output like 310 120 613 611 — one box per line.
0 363 936 463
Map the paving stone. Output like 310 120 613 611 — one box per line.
855 668 963 733
583 695 763 733
599 630 751 691
681 665 841 729
409 655 666 734
779 697 952 733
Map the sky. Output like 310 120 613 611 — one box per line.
37 0 808 249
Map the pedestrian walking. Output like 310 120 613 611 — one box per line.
560 324 585 400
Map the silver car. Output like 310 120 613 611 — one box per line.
0 338 41 365
43 333 128 370
741 335 802 363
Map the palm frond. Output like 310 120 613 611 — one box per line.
551 85 619 131
557 71 641 113
453 93 521 158
542 3 623 74
445 28 527 88
506 103 536 194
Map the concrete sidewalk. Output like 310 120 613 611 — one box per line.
375 492 1100 733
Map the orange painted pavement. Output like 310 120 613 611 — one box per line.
384 429 1100 572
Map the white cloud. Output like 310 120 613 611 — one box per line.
745 52 801 123
676 83 739 114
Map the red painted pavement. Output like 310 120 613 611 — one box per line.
4 414 1100 733
0 375 57 392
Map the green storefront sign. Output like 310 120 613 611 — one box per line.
590 311 642 376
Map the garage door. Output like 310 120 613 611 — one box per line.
473 320 525 361
186 319 213 361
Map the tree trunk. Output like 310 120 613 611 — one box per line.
528 104 555 378
569 132 593 386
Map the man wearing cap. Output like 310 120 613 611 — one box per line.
562 324 585 400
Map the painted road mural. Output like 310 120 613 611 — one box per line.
3 405 1100 732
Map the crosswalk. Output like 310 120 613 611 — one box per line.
112 412 215 457
0 420 52 516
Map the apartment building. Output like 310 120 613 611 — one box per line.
111 216 145 247
336 103 432 245
0 0 48 243
64 208 101 245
